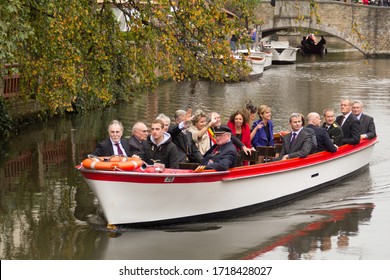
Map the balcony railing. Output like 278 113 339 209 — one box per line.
2 64 20 99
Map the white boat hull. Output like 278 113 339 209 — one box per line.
263 41 298 64
262 51 273 70
246 56 265 78
78 139 377 226
234 49 266 78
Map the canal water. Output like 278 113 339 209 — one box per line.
1 50 389 260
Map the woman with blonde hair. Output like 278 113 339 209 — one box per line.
187 110 217 155
251 105 274 147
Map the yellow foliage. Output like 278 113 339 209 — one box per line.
13 0 256 115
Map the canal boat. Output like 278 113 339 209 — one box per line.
262 51 273 70
76 138 377 227
299 35 327 55
235 49 272 71
233 51 265 78
262 41 299 64
246 54 265 78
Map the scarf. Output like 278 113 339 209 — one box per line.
208 127 216 144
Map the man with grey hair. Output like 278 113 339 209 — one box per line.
200 126 237 171
91 120 130 157
307 112 337 153
128 121 148 160
169 109 203 163
352 100 376 140
156 113 171 132
335 99 360 145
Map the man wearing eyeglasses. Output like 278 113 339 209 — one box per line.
200 126 237 171
91 120 130 157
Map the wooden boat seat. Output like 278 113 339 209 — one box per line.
179 162 200 170
274 143 283 155
256 146 276 163
237 150 258 166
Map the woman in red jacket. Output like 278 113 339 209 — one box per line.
227 110 252 151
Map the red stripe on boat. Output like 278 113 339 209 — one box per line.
78 138 377 184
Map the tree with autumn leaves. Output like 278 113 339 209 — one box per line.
1 0 260 117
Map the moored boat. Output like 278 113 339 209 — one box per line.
236 49 272 71
262 40 299 64
261 51 273 70
246 55 265 78
233 51 265 78
77 138 377 227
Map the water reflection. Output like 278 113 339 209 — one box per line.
91 204 373 260
251 205 374 260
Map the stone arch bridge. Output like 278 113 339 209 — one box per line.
254 1 390 57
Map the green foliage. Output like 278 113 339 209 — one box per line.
112 0 252 82
309 0 321 25
0 0 33 63
17 0 140 115
225 0 262 28
2 0 257 117
0 98 13 138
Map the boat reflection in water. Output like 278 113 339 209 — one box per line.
92 203 374 260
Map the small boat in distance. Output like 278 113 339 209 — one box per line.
236 48 272 71
77 138 377 227
299 35 327 55
262 40 299 64
262 51 273 70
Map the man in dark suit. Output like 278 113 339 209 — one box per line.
301 113 317 154
335 99 360 145
91 120 130 157
352 100 377 140
322 108 344 146
169 109 203 163
307 112 337 153
276 113 313 161
201 126 237 171
128 122 148 160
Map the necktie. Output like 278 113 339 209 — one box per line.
212 145 221 155
115 143 124 155
338 116 345 126
290 132 297 146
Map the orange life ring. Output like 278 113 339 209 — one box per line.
82 156 146 171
